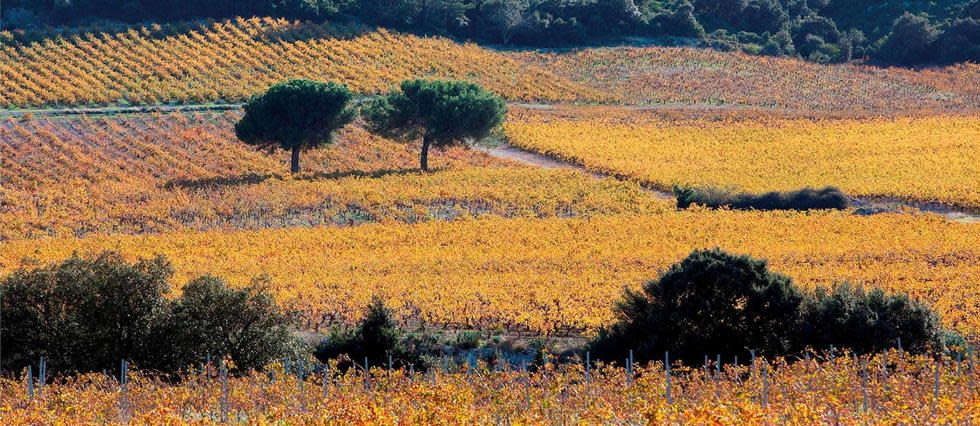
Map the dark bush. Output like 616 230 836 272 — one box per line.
797 283 944 354
877 13 939 65
589 249 957 366
314 298 425 370
588 249 805 366
741 0 788 33
674 185 850 211
0 252 172 376
937 18 980 64
157 276 298 373
0 252 297 376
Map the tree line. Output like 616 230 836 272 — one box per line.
3 0 978 65
0 248 964 378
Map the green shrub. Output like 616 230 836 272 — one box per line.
877 13 939 65
157 276 299 373
0 252 172 376
589 249 956 366
588 249 804 366
797 283 944 354
314 298 425 370
0 252 297 376
674 185 850 211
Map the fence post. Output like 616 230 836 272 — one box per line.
38 357 46 395
322 363 330 401
521 360 530 411
27 364 34 402
714 354 721 399
220 359 229 422
761 361 769 408
364 357 370 391
861 358 868 413
665 351 672 405
585 351 591 395
119 359 129 423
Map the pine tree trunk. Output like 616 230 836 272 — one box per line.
420 134 432 172
290 146 301 174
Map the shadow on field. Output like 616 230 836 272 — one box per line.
163 167 439 190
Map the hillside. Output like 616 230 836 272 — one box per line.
0 113 667 240
511 46 980 111
0 17 603 107
3 17 980 111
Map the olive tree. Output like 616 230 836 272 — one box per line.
362 79 506 172
235 79 357 173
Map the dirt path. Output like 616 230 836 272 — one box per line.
478 144 980 223
475 144 675 200
0 101 795 118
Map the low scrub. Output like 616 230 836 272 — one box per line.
674 185 851 210
589 249 956 366
0 252 297 376
314 298 426 371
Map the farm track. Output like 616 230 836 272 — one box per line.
478 144 980 223
0 101 806 118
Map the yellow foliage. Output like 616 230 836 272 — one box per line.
0 113 666 239
0 17 603 107
1 212 977 336
506 114 980 209
0 353 976 423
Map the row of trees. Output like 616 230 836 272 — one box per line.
235 78 505 173
1 248 958 377
4 1 978 65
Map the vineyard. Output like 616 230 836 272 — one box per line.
506 112 980 210
2 10 980 423
3 353 978 423
3 17 980 110
2 212 977 336
0 18 601 107
0 113 669 239
511 47 980 111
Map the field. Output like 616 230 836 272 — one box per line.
511 47 980 111
0 113 668 240
506 109 980 210
2 353 977 423
2 14 980 423
3 18 980 111
2 211 977 336
0 18 601 107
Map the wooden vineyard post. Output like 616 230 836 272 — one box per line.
665 351 672 405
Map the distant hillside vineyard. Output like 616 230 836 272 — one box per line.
2 17 980 110
0 17 603 107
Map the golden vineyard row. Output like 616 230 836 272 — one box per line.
2 353 977 423
2 213 977 336
0 113 668 239
506 114 980 209
511 47 980 111
0 17 600 107
2 167 668 240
